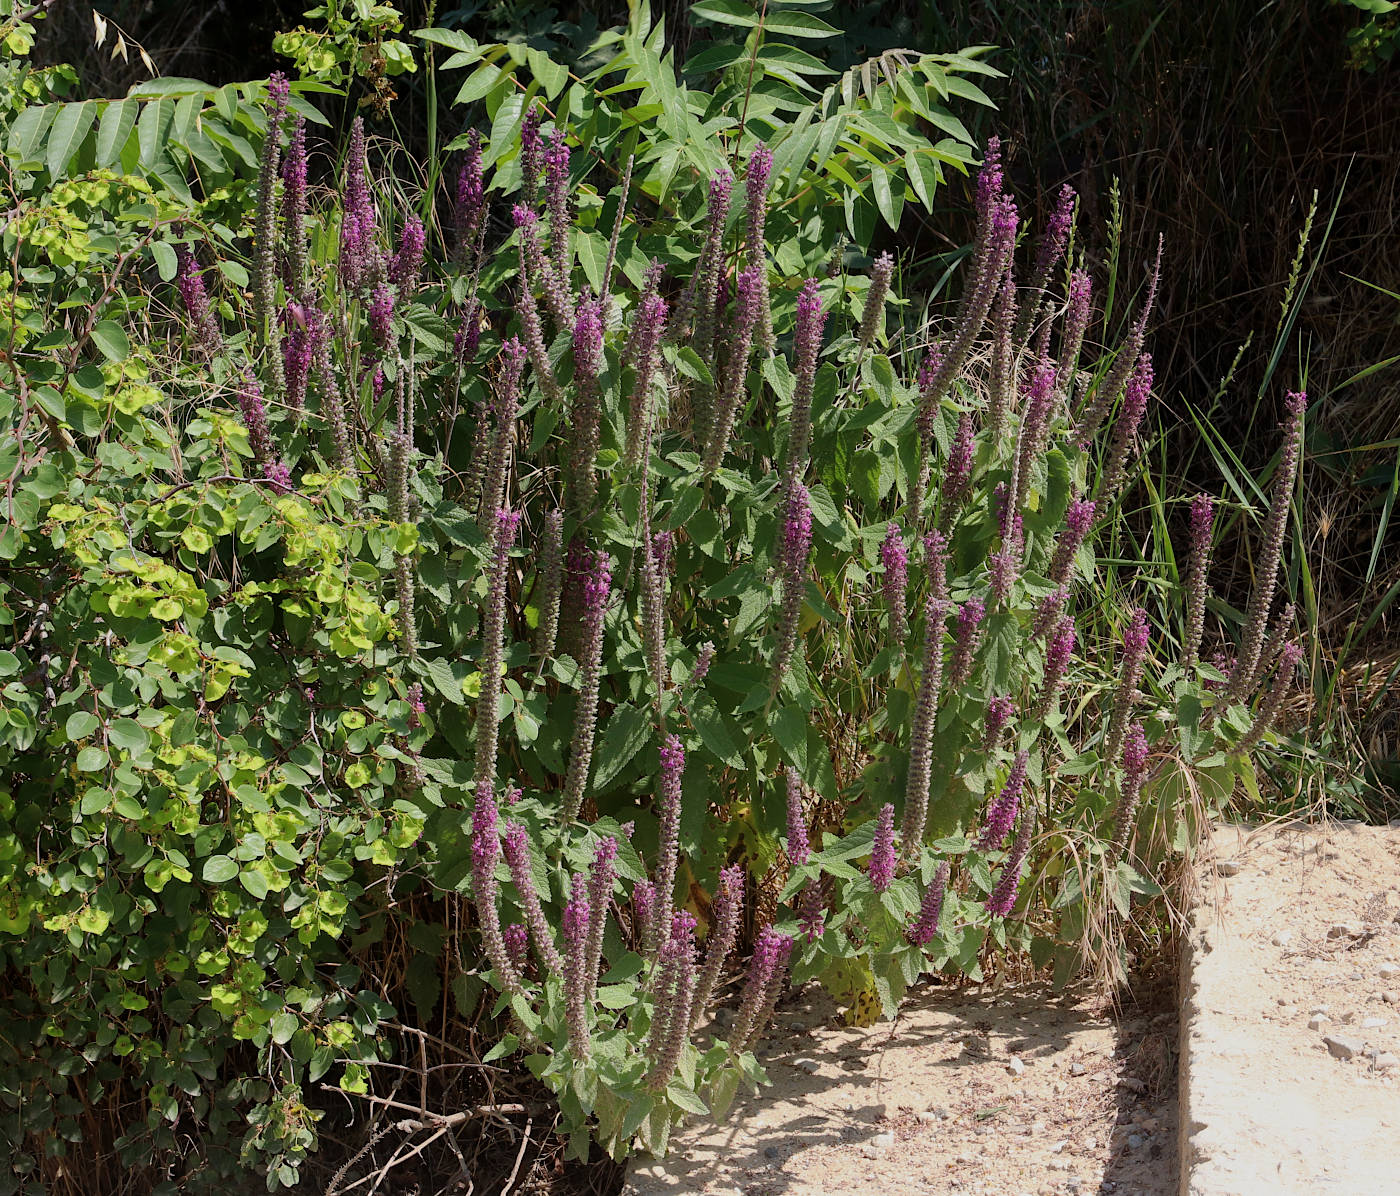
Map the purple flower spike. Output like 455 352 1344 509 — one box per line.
986 807 1034 918
237 374 277 468
974 135 1004 229
869 803 896 893
176 250 223 358
562 873 591 1057
797 880 825 943
1104 608 1150 763
948 596 986 688
1100 351 1154 498
562 550 612 821
908 860 951 948
649 734 686 956
942 412 976 510
389 215 427 292
772 483 814 692
1049 497 1097 587
1109 723 1151 862
504 923 529 970
880 523 909 646
977 749 1029 850
1033 615 1076 720
785 769 809 867
983 695 1016 751
367 284 394 353
730 926 795 1053
1057 269 1093 393
1183 493 1215 669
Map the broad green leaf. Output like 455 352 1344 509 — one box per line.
202 855 238 883
91 320 130 363
95 99 136 167
46 101 93 179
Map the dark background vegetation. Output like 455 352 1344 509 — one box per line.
36 0 1400 795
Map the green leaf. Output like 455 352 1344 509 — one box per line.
591 703 652 792
202 855 238 883
95 99 137 167
46 101 93 179
771 706 807 774
137 98 174 169
91 320 129 363
76 745 109 772
151 241 178 282
690 692 745 768
108 718 149 753
65 711 100 740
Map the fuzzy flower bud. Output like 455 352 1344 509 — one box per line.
475 509 521 788
948 596 986 688
1056 269 1093 394
880 523 909 647
472 784 524 995
902 586 948 851
569 297 605 515
908 860 951 947
703 266 763 473
584 837 617 1002
519 107 544 203
1104 608 1150 763
771 483 814 692
986 806 1034 918
1228 392 1307 701
692 642 715 685
984 695 1016 751
1108 723 1150 862
691 864 743 1023
533 509 565 659
648 735 686 956
1099 351 1154 499
367 284 394 354
503 821 564 974
625 291 670 466
978 750 1028 850
1236 642 1303 754
389 215 426 293
868 803 896 893
785 769 810 867
504 923 529 970
176 249 223 358
1048 498 1097 587
781 279 826 502
941 412 976 514
237 374 277 468
545 128 572 280
279 115 308 296
562 874 591 1057
1033 586 1070 641
562 550 612 821
858 252 894 351
1183 494 1215 670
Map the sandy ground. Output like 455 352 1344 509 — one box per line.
1181 820 1400 1194
626 976 1178 1196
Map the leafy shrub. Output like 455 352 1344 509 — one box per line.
1 1 1310 1188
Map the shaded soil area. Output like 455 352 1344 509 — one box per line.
627 972 1178 1196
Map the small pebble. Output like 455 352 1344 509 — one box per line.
1362 1017 1387 1029
1052 1139 1070 1154
1070 1062 1086 1076
1328 923 1364 939
1127 1133 1146 1149
790 1057 820 1075
1379 963 1399 978
1310 1004 1331 1015
871 1131 895 1150
1271 930 1293 947
1119 1075 1146 1094
1007 1056 1025 1077
1215 860 1243 877
1323 1034 1364 1060
1384 991 1400 1005
1374 1053 1400 1070
1308 1013 1330 1030
915 1111 939 1125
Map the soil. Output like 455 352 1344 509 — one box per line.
1181 820 1400 1192
627 973 1180 1196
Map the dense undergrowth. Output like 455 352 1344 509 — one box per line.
0 1 1335 1191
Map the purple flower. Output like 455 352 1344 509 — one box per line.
785 768 809 867
977 749 1028 850
916 346 943 396
1237 641 1303 754
772 483 813 691
625 291 670 466
562 872 591 1056
520 106 544 202
455 129 485 256
237 374 276 467
584 837 618 1000
869 803 896 893
339 118 380 291
1183 493 1215 669
942 412 976 510
986 807 1034 918
407 682 425 728
1012 358 1059 513
1026 184 1076 306
1033 586 1069 640
1033 616 1076 720
389 215 426 292
475 509 520 788
648 735 686 955
908 860 951 947
545 127 572 277
504 923 529 970
983 696 1015 750
703 266 763 473
279 115 308 294
175 249 222 358
1100 351 1154 498
281 312 312 413
730 926 794 1053
692 642 715 684
974 135 1004 229
562 549 612 821
264 461 293 493
1109 723 1150 862
948 596 986 688
454 303 481 363
880 523 909 646
471 783 524 995
1049 498 1097 587
367 284 394 353
902 587 948 852
988 513 1023 607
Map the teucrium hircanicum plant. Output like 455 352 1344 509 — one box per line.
0 9 1315 1184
